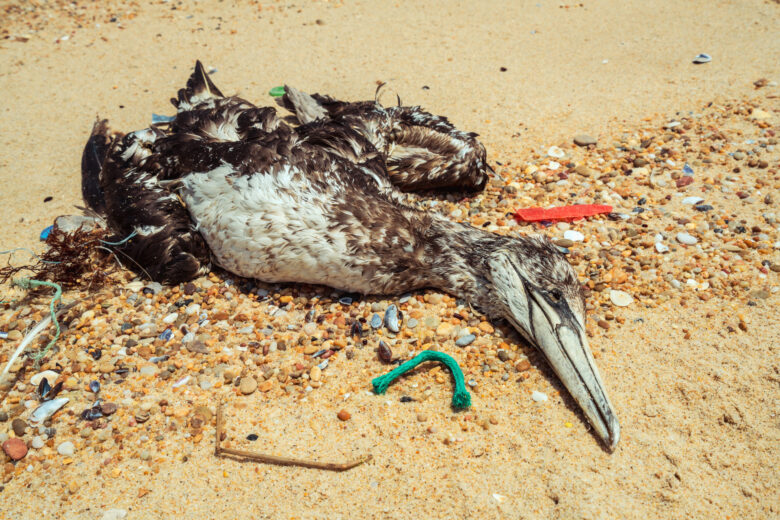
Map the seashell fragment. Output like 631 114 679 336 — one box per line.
29 397 69 424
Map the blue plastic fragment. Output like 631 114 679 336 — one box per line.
40 225 54 241
159 328 174 341
683 163 694 176
152 114 176 124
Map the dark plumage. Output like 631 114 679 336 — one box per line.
80 62 619 450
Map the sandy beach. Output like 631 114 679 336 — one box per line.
0 1 778 518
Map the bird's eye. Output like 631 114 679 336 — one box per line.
549 289 563 302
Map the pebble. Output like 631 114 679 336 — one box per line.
0 411 7 422
310 366 322 382
239 377 258 395
416 413 428 422
2 438 27 460
554 238 574 248
302 322 318 336
11 418 27 436
682 197 704 205
337 409 351 421
31 436 44 449
406 318 418 329
563 230 584 242
455 334 476 347
609 290 634 307
573 134 597 147
655 242 670 253
598 319 610 330
57 441 75 456
531 391 548 402
676 232 698 245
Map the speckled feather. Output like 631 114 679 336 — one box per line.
81 62 582 315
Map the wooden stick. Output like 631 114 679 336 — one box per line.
215 401 371 472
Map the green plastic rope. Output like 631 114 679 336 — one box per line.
372 350 471 409
11 278 62 363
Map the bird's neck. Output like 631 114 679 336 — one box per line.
372 212 500 308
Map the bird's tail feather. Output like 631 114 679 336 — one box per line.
80 118 111 216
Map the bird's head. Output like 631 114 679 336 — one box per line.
468 234 620 450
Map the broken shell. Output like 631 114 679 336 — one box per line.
135 410 151 423
378 341 393 363
30 370 59 387
692 53 711 64
609 289 634 307
29 397 69 424
384 305 401 333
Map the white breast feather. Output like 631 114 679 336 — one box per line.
180 163 375 292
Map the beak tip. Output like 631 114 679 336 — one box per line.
604 418 621 452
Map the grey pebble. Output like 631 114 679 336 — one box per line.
406 318 418 329
456 334 476 347
57 441 75 456
573 134 597 147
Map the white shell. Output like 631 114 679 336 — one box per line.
547 146 565 158
609 289 634 307
30 370 59 387
29 397 69 424
563 230 585 242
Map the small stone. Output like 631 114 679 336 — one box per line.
7 330 22 341
597 320 610 330
11 418 27 436
79 427 93 439
302 322 317 336
2 438 27 460
407 318 418 329
416 413 428 422
68 481 80 494
337 410 351 421
310 366 322 382
676 177 694 188
31 436 44 449
57 441 75 456
135 410 151 423
563 230 584 242
732 151 746 161
676 232 698 245
609 290 634 307
0 411 7 422
239 377 258 395
100 402 118 416
574 165 594 177
554 238 574 248
515 359 532 372
531 391 548 402
455 334 476 347
573 134 597 147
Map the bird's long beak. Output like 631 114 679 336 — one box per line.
499 273 620 450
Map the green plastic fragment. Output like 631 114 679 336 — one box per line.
269 86 286 97
372 350 471 409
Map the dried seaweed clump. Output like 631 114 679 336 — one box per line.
0 227 119 289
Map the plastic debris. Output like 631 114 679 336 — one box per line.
515 204 613 222
40 225 53 241
372 350 471 409
269 86 286 97
151 114 176 124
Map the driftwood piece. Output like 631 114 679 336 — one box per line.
215 401 372 472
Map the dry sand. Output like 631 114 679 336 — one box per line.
1 1 779 519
